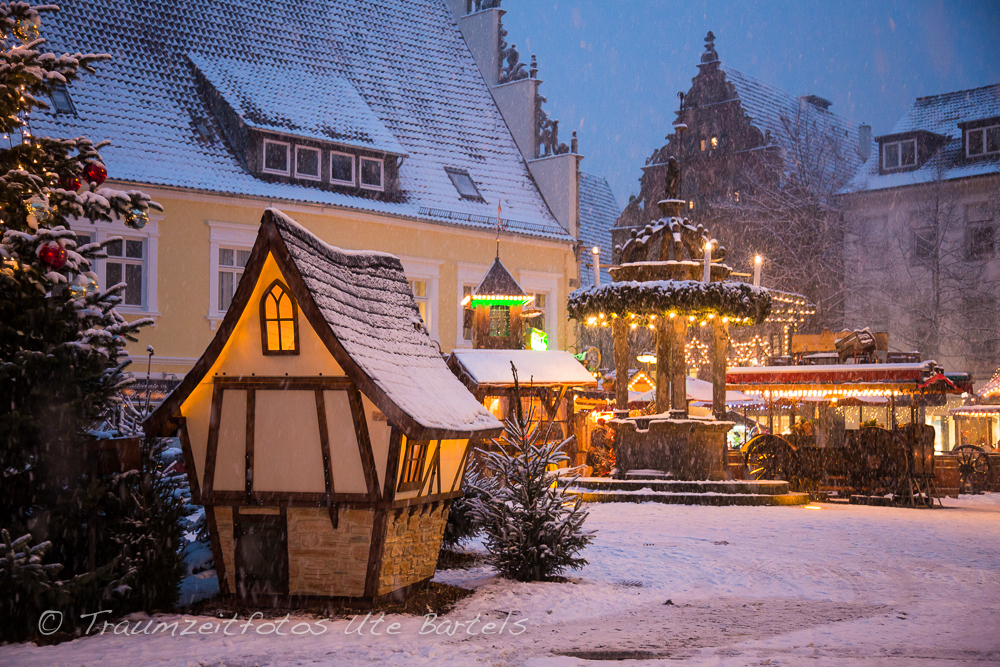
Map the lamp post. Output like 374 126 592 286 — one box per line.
591 246 601 287
753 254 762 287
702 240 713 283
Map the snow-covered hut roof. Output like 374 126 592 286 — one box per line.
848 83 1000 193
34 0 570 241
147 208 503 440
578 172 619 289
448 349 598 388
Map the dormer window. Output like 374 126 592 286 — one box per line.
967 124 999 157
263 139 290 176
360 157 383 191
330 151 355 185
446 168 483 200
883 139 916 170
295 146 321 181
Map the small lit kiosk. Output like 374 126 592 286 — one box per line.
451 256 598 463
465 257 533 350
145 209 502 604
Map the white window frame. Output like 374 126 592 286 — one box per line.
329 150 355 186
359 156 384 191
294 145 321 181
518 270 561 348
882 139 917 170
966 124 1000 157
456 262 489 348
262 138 291 176
207 220 258 329
399 256 442 342
68 215 161 319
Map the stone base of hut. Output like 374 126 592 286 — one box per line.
208 502 451 606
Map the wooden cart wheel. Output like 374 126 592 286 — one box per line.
744 434 797 482
954 445 991 494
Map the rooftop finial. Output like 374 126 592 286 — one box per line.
701 31 719 65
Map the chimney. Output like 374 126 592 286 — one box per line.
857 124 872 162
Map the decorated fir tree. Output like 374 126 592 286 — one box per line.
469 364 595 582
0 0 160 525
0 3 178 638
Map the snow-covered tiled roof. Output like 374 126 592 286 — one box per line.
33 0 569 241
578 172 619 288
848 83 1000 193
271 209 502 436
188 53 406 156
722 65 865 176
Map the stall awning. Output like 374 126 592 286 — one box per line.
725 362 953 396
949 404 1000 418
447 349 599 388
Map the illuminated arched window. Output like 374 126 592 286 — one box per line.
260 280 299 354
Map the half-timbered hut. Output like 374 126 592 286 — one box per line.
145 208 502 604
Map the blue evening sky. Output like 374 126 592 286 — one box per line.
499 0 1000 206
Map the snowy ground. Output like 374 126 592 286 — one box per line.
6 495 999 666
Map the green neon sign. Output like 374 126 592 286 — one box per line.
529 328 548 351
470 297 529 307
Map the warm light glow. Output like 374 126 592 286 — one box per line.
461 294 471 306
754 255 762 265
803 505 822 510
636 352 657 363
592 246 600 255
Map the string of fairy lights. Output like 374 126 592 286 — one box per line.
584 311 757 330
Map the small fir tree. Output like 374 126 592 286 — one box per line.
441 462 497 552
469 364 595 582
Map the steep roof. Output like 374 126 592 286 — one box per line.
33 0 570 241
849 83 1000 192
147 208 503 440
578 172 619 288
721 65 865 176
474 257 527 299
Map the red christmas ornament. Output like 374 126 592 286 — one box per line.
61 175 82 191
39 242 68 269
83 163 107 186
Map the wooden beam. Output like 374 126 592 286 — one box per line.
245 388 256 504
203 384 224 498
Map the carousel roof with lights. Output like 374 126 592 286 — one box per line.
979 368 1000 399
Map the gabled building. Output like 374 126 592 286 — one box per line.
842 84 1000 387
35 0 580 380
615 32 866 332
146 209 502 602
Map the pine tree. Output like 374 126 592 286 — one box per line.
0 1 160 527
469 364 595 582
0 3 173 638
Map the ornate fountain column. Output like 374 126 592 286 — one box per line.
655 318 670 414
670 316 687 418
711 317 730 419
612 318 630 417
